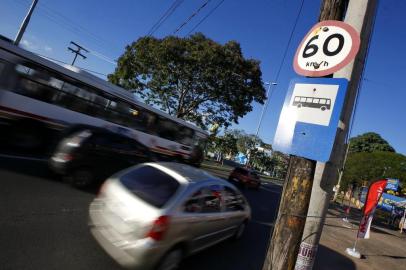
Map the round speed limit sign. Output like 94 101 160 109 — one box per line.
293 20 360 77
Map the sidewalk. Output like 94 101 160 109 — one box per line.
314 203 406 270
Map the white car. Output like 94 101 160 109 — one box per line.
89 162 251 270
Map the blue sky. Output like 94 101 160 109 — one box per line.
1 0 405 154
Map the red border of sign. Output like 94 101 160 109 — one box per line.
293 20 361 77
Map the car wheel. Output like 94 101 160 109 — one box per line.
233 221 247 240
71 168 95 189
156 248 183 270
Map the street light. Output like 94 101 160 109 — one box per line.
255 81 277 137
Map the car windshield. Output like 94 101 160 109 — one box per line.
119 165 180 208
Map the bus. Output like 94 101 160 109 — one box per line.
0 39 208 166
292 96 331 111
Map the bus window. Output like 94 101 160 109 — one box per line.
59 82 92 114
145 112 157 134
326 99 331 105
126 105 149 132
313 98 319 103
300 97 306 102
306 97 313 103
294 96 300 102
178 127 194 146
0 60 5 74
319 99 326 104
157 117 177 141
14 63 55 103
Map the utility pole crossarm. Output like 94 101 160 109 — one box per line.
68 41 89 66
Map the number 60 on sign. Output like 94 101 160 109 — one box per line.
293 20 360 77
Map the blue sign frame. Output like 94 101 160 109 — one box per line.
273 77 348 162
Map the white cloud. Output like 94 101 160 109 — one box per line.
44 46 53 52
21 39 37 50
20 38 53 54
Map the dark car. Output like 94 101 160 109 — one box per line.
228 167 261 189
49 126 154 188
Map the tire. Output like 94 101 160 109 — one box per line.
240 182 247 189
71 168 95 189
297 103 302 108
233 221 247 240
156 248 183 270
321 106 326 111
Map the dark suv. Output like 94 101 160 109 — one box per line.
49 126 154 188
228 167 261 189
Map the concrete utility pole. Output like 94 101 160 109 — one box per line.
295 1 378 269
262 0 378 269
68 41 89 66
14 0 39 45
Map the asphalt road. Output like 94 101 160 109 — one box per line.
0 157 282 270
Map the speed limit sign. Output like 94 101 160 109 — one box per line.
293 20 360 77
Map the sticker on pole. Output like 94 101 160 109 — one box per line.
273 78 348 162
293 20 360 77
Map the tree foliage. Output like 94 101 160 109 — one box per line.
349 132 395 154
108 33 266 129
250 149 272 171
270 151 289 179
341 151 406 190
213 133 238 158
226 129 261 155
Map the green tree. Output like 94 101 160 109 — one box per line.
349 132 395 154
108 33 266 129
214 133 238 158
341 151 406 190
260 142 273 151
250 149 272 171
270 151 289 179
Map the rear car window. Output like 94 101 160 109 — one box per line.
235 167 248 175
119 165 180 208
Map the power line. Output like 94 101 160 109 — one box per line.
173 0 211 34
13 0 120 53
259 0 305 134
39 1 120 51
147 0 184 36
186 0 225 36
12 0 118 66
86 49 117 65
35 53 109 77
